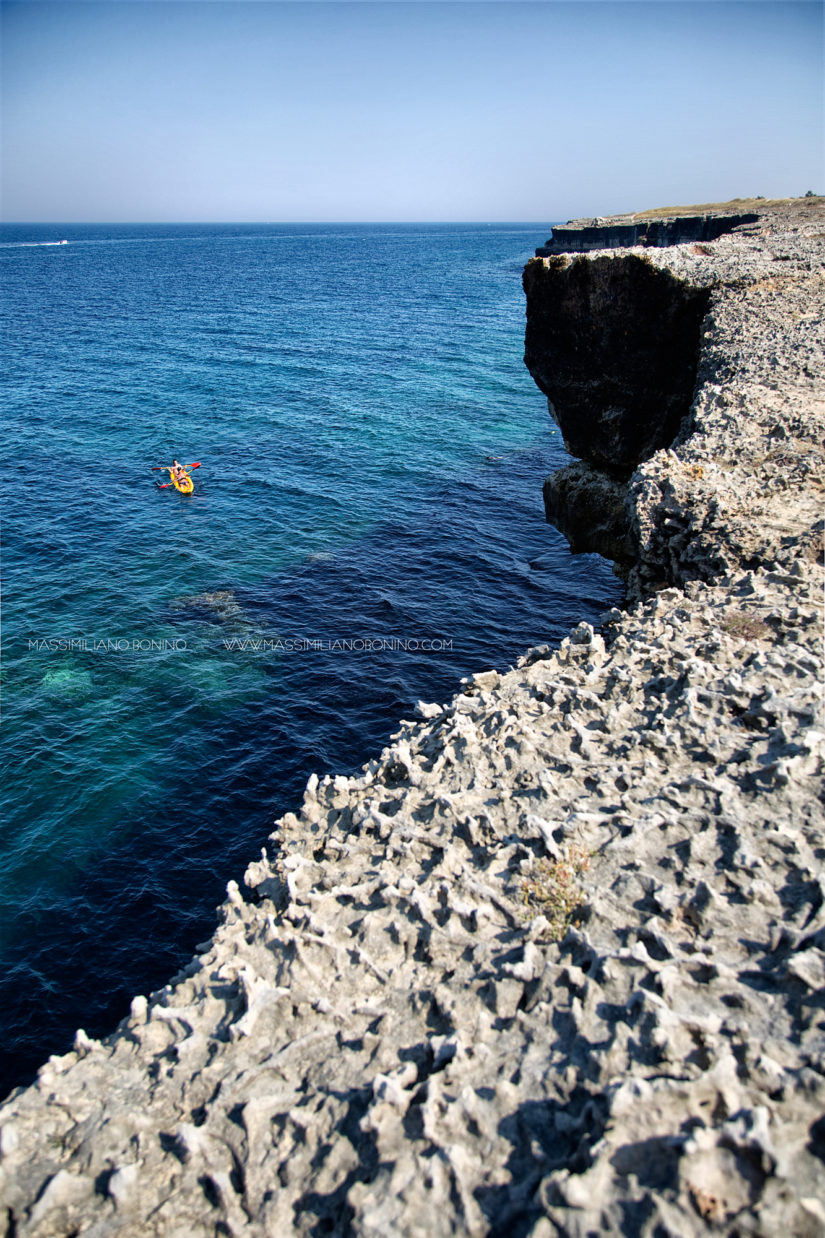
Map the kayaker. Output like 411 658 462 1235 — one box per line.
171 460 189 483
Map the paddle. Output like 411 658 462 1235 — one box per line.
153 462 201 491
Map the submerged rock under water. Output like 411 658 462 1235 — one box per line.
40 666 94 699
169 589 244 623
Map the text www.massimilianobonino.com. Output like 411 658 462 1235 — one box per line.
222 637 453 652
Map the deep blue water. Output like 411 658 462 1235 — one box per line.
0 223 621 1098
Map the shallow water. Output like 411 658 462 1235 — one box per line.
0 223 622 1096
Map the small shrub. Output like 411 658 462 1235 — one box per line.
720 611 772 641
521 844 591 939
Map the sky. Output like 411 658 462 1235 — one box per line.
1 0 822 222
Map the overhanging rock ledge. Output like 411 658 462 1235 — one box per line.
524 198 825 598
0 202 823 1237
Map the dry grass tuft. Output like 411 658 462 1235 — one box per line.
721 611 773 641
521 844 591 939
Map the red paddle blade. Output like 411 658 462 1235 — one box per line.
188 462 201 469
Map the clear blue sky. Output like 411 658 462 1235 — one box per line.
1 0 822 222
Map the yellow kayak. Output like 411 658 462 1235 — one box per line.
172 471 194 494
153 461 200 492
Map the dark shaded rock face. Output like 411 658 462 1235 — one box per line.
536 213 758 256
542 461 634 565
523 254 710 477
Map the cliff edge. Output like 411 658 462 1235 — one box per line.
524 197 825 597
1 203 823 1237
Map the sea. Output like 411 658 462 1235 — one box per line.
0 222 622 1099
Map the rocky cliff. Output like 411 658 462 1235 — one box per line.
535 211 760 256
525 198 825 599
1 202 823 1238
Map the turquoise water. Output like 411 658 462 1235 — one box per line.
0 223 621 1095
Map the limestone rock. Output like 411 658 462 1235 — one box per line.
524 199 825 598
542 460 634 564
535 210 760 255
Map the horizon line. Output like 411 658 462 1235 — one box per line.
1 219 558 227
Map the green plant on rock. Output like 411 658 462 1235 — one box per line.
521 843 591 940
